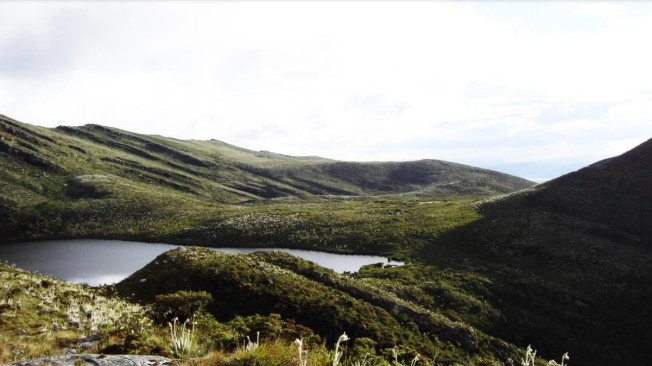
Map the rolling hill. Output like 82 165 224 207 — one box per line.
421 138 652 366
0 114 533 201
0 113 534 243
116 247 523 365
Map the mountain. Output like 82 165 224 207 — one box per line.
421 138 652 366
0 114 533 201
0 114 534 242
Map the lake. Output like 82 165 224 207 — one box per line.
0 239 403 286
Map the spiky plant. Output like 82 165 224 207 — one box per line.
168 317 196 357
522 345 569 366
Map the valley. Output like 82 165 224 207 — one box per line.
1 115 650 366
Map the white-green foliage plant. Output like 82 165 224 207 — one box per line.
245 331 260 352
332 332 350 366
168 317 197 358
522 345 569 366
295 338 308 366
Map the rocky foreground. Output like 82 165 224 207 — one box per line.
4 355 175 366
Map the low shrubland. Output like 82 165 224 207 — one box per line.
0 243 574 366
0 262 151 363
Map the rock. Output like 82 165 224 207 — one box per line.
443 325 477 351
74 335 101 344
574 299 589 308
74 335 101 349
5 355 176 366
309 270 323 278
355 323 368 336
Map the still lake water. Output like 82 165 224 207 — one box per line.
0 239 403 286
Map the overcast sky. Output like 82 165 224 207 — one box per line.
2 1 652 182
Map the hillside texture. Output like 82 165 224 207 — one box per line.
420 138 652 366
0 114 533 246
117 247 523 365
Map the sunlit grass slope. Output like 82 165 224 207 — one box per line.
0 113 532 248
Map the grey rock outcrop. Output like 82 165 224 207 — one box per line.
4 355 176 366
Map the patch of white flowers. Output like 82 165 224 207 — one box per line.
1 262 150 335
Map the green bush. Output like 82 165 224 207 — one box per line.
228 314 319 345
150 290 213 323
64 178 111 199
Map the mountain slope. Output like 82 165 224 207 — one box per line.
0 113 534 243
0 114 533 202
421 138 652 366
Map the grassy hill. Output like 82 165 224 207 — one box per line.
3 251 554 366
0 114 533 244
0 114 533 201
418 138 652 366
116 247 524 365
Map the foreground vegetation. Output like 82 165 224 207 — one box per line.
115 247 524 365
1 259 527 366
0 262 153 363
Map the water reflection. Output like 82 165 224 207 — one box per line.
0 239 403 286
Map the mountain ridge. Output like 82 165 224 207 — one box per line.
418 136 652 366
0 113 535 203
0 113 533 246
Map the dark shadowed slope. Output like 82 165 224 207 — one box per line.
422 138 652 366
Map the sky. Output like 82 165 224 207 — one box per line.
2 1 652 182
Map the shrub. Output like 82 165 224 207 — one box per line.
227 313 319 345
151 290 213 323
64 178 111 199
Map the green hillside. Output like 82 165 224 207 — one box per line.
0 114 534 245
116 247 523 365
418 138 652 366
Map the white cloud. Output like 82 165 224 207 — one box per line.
0 1 651 179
